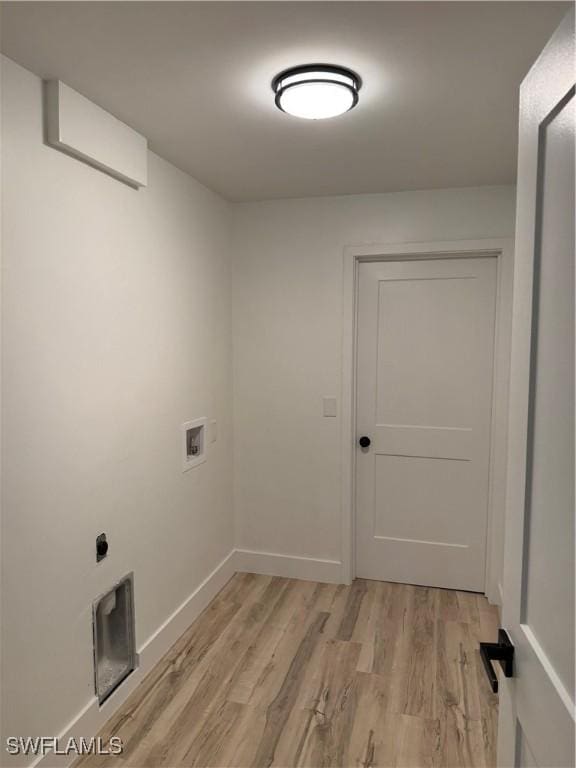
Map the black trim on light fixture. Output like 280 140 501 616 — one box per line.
272 64 362 115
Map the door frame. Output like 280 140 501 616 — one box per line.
341 238 514 604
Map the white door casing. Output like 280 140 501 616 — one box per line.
497 10 575 768
355 256 497 591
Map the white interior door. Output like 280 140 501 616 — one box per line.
355 256 497 591
497 11 575 768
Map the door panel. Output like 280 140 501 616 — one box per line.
356 257 497 591
522 91 575 701
497 10 575 767
373 453 472 545
375 272 490 427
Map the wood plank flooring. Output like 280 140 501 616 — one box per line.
76 574 500 768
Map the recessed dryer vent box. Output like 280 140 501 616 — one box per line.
182 417 207 471
93 574 136 704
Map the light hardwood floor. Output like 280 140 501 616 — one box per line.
77 574 500 768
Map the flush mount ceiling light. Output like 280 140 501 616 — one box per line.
272 65 361 120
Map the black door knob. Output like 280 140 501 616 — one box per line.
479 629 514 693
359 436 371 448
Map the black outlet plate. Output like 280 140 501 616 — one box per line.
96 533 108 562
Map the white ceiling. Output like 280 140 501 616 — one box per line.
0 2 568 201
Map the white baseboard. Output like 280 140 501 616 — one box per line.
235 548 343 584
31 549 238 768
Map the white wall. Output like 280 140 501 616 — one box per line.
1 54 518 759
1 57 234 750
232 187 516 581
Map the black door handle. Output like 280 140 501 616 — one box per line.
359 436 371 448
479 629 514 693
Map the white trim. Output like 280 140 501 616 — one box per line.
341 238 514 597
31 549 238 768
485 239 515 606
235 548 343 583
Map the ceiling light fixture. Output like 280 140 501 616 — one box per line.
272 64 361 120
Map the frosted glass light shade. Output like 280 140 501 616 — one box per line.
273 65 361 120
